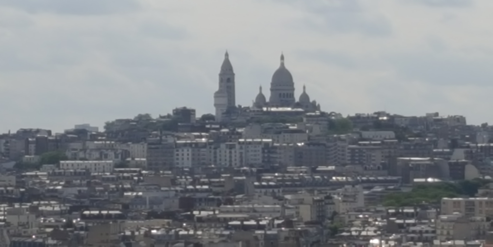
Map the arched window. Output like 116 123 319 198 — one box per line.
226 78 231 83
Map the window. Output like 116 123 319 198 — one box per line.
227 78 231 83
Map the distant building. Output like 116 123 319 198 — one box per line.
172 107 196 124
214 52 321 122
74 124 99 132
252 54 320 111
214 52 236 122
60 160 114 173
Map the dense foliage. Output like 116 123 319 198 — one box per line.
383 179 490 207
40 151 68 165
14 151 68 170
13 161 41 170
328 118 353 134
199 114 215 122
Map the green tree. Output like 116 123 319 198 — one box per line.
383 179 490 207
200 114 216 122
328 222 344 237
134 113 153 122
39 151 68 165
328 118 353 134
161 117 180 132
458 179 489 196
14 161 40 171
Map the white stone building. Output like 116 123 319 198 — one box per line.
174 139 210 168
65 149 128 162
252 54 320 111
210 142 240 167
214 52 321 123
333 185 365 213
59 160 114 173
117 142 147 159
238 138 272 166
360 131 396 140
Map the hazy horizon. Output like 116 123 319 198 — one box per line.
0 0 491 133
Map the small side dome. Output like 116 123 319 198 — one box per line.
254 86 267 108
299 85 310 104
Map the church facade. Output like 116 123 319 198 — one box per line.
214 52 320 121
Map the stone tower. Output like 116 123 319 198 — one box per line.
214 51 236 121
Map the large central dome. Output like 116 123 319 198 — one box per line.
271 54 294 86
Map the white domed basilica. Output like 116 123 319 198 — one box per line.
253 54 320 111
214 52 320 122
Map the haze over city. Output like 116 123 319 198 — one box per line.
0 0 490 132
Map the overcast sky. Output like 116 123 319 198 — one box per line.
0 0 491 133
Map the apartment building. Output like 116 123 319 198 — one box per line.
210 142 240 167
59 160 114 173
174 139 210 168
436 213 488 241
441 197 493 217
238 138 272 166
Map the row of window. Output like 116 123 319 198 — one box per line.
279 92 293 98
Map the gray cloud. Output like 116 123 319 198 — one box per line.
138 22 189 40
294 50 359 69
0 0 492 132
320 14 392 37
280 0 392 37
302 0 362 14
385 50 493 86
410 0 473 8
0 0 140 15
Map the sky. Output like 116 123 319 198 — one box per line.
0 0 491 133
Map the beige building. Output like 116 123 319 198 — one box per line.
333 185 365 213
441 197 493 217
86 222 123 247
436 213 488 241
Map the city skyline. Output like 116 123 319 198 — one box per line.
1 0 492 132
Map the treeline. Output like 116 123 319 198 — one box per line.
383 179 490 207
14 151 68 170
